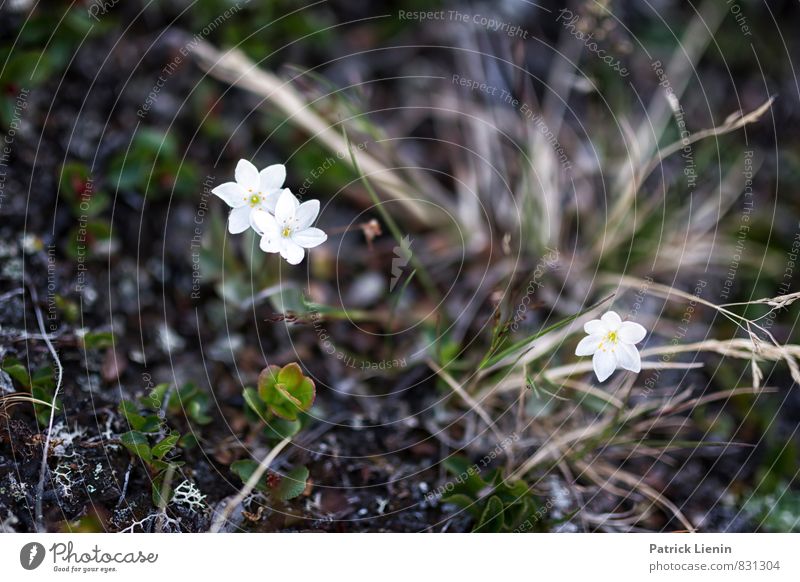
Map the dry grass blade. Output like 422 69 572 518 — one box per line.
426 358 506 446
190 40 449 227
574 459 695 532
599 97 774 257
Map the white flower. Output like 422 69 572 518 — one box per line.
251 189 327 265
211 159 286 234
575 311 647 382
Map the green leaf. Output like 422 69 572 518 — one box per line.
31 365 55 390
272 466 309 501
256 366 281 402
152 474 174 507
263 417 302 440
81 331 114 350
443 456 486 497
1 358 30 387
31 385 59 427
230 459 268 492
139 415 162 433
258 364 315 421
118 400 146 431
243 387 269 422
474 495 505 532
120 431 152 462
151 432 180 460
277 363 304 387
187 398 212 425
144 383 170 410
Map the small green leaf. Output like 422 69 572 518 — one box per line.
440 493 482 518
256 366 281 402
243 387 269 422
277 363 304 387
188 398 212 425
1 358 30 387
82 331 114 350
152 474 175 507
144 383 170 410
120 431 152 462
118 400 146 431
31 366 55 390
263 417 302 440
258 364 315 421
272 466 309 501
151 432 180 460
474 495 505 532
443 456 486 497
230 459 268 492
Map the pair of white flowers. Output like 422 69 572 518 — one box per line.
211 159 327 265
575 311 647 382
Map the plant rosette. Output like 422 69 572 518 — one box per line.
244 363 316 423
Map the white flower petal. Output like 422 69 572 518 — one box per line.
295 199 320 230
616 343 641 373
584 319 606 335
275 188 299 222
261 189 281 214
259 234 282 254
259 164 286 192
592 349 617 382
251 209 279 237
618 321 647 344
600 311 622 331
211 182 246 208
228 205 252 234
575 334 602 356
292 227 327 249
281 239 305 265
235 159 260 191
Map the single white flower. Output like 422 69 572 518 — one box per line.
251 189 327 265
575 311 647 382
211 159 286 234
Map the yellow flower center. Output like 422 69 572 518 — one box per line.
282 226 292 238
249 194 260 206
599 331 619 352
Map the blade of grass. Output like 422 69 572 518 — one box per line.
479 294 614 370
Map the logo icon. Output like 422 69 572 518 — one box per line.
389 235 413 292
20 542 46 570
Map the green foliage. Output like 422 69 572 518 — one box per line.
108 128 199 199
119 429 184 506
233 363 315 502
248 363 316 422
0 7 100 128
441 456 546 533
117 381 212 506
745 482 800 532
1 357 30 387
118 400 161 434
80 330 115 351
1 358 59 426
142 382 213 426
59 162 109 218
119 430 180 469
230 460 309 501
